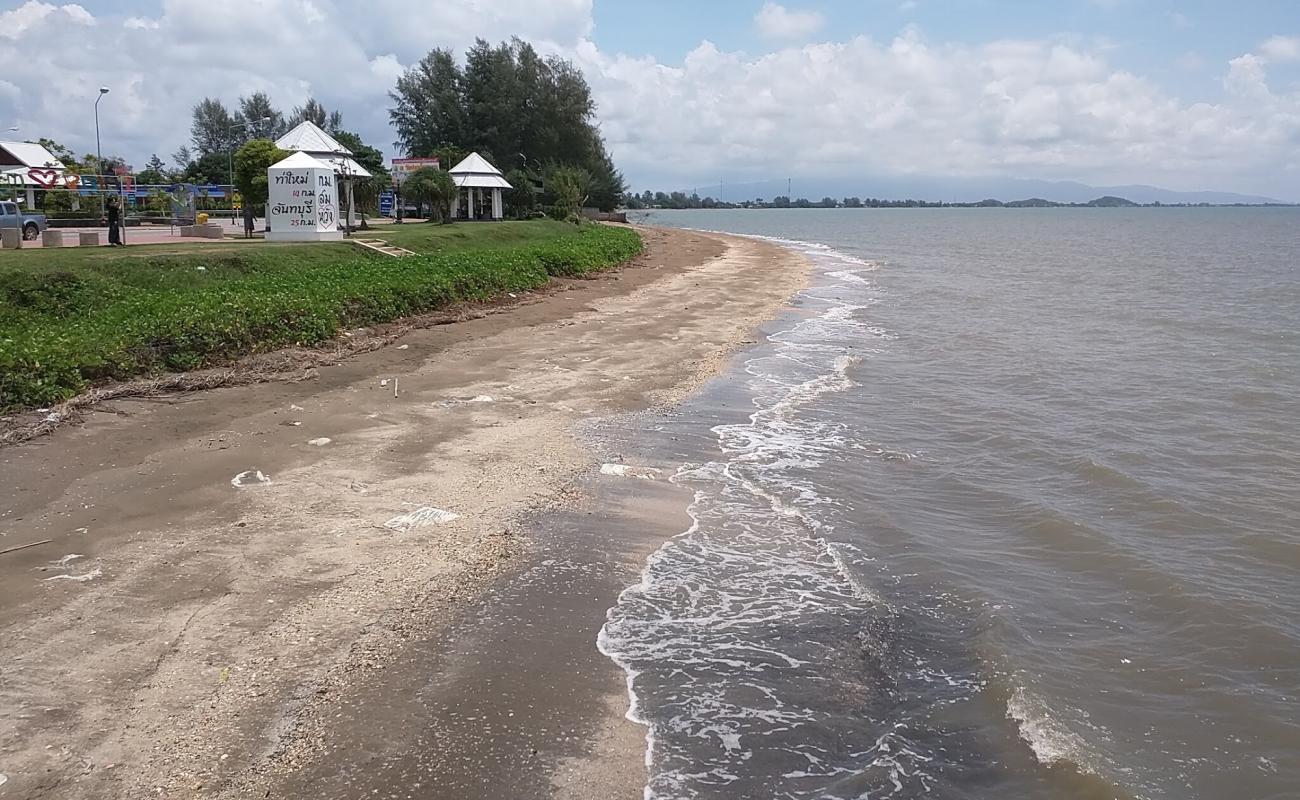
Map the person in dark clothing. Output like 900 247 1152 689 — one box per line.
106 195 123 246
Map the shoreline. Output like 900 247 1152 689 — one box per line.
0 225 812 799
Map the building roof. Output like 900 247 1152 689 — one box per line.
273 122 371 178
448 152 512 189
316 155 372 179
275 121 351 156
0 140 67 170
269 151 335 170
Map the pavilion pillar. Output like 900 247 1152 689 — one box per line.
346 178 356 230
492 188 503 220
451 190 459 220
469 188 477 220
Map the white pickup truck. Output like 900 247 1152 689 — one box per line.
0 200 49 241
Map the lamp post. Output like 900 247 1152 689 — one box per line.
94 86 109 218
228 116 271 224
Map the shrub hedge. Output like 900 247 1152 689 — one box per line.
0 224 641 410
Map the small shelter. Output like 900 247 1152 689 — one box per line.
265 151 342 242
0 140 72 207
275 121 370 229
449 153 511 220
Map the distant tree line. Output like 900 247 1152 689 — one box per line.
623 191 952 210
389 38 625 215
619 191 1268 209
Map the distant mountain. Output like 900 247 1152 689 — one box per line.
686 175 1289 205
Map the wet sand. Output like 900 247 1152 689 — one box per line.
0 226 810 799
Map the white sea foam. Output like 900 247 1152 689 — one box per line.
1006 686 1104 774
598 237 933 798
600 463 661 479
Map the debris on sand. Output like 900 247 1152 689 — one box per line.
307 438 331 447
382 506 460 532
44 566 102 583
231 470 271 488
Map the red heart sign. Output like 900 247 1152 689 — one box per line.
27 167 60 188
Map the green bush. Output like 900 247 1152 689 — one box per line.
0 225 641 410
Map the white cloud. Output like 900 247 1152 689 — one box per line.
1258 35 1300 62
0 1 1296 199
754 2 825 41
0 0 593 167
577 30 1300 197
0 1 93 39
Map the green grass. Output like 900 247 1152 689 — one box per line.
0 221 641 410
364 219 580 252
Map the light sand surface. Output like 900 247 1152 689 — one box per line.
0 226 809 799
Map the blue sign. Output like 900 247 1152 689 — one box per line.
379 191 394 216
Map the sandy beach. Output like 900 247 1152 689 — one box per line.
0 225 810 799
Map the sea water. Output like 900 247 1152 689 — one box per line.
599 208 1300 799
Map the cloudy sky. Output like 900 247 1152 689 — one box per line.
2 0 1298 199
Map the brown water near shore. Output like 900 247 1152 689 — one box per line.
0 226 809 799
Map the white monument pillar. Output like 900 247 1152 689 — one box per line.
265 152 343 242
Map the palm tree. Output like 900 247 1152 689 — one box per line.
405 167 456 223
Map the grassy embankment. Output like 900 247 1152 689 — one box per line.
0 221 642 410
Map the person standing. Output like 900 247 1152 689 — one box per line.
106 195 123 246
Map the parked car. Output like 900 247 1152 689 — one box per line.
0 201 48 240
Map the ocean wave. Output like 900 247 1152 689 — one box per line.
599 239 927 798
1005 686 1097 769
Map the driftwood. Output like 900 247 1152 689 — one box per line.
0 539 53 557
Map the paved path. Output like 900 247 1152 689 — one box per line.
13 219 265 248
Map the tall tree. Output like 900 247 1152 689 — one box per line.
179 151 230 185
388 48 465 157
191 97 241 155
233 139 287 209
287 98 343 133
171 145 193 175
238 92 287 139
137 154 170 185
388 38 622 207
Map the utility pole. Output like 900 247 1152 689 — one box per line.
94 87 109 219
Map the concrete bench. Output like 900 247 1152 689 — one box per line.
79 231 102 246
42 230 67 247
0 228 21 249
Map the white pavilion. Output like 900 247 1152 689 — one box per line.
449 153 511 221
275 121 371 229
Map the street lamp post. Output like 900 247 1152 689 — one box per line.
94 87 109 218
228 116 271 225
